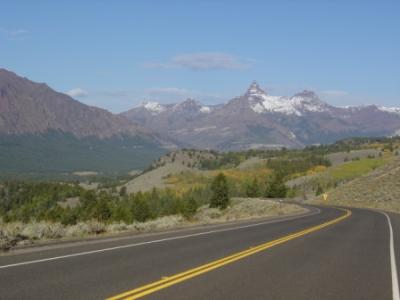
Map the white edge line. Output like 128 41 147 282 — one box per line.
382 212 400 300
0 207 320 270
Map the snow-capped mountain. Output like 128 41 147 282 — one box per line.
246 82 331 116
121 82 400 150
378 106 400 115
140 101 166 115
133 99 213 116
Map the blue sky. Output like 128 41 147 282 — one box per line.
1 1 399 112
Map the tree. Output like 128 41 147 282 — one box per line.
181 197 198 220
246 178 259 197
131 193 152 222
210 173 230 209
265 172 287 198
315 184 324 196
119 186 127 197
93 198 111 222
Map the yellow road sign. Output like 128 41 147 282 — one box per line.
323 193 328 201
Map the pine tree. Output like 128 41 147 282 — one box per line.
181 197 198 219
210 173 230 209
265 172 287 198
315 185 324 196
246 178 259 197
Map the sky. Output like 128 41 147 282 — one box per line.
0 1 399 112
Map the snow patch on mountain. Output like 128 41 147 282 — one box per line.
378 106 400 115
141 101 166 114
250 95 302 116
200 106 211 113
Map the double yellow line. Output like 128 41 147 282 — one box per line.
107 208 351 300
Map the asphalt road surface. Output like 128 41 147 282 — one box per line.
1 205 399 300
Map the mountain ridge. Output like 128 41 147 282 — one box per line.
122 81 400 150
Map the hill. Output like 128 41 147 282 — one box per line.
314 155 400 212
123 149 217 193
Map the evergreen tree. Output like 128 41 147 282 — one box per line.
119 186 127 197
265 172 287 198
181 197 198 220
315 184 324 196
210 173 230 209
130 193 152 222
246 178 259 197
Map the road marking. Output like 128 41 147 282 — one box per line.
382 212 400 300
107 209 351 300
0 208 319 270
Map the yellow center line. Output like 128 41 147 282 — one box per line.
107 208 351 300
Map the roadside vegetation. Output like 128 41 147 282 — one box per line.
1 137 399 251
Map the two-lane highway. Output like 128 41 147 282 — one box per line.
0 205 398 299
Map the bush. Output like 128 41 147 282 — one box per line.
210 173 230 209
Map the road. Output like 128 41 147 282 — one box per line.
0 205 399 300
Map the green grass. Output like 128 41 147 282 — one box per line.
327 157 387 181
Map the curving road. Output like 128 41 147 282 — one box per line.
0 205 399 300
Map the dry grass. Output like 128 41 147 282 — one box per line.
193 198 305 224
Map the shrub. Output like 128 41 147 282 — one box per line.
210 173 230 209
180 197 198 220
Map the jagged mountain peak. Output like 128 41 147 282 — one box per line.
174 98 201 109
245 81 267 96
289 90 330 112
293 90 318 99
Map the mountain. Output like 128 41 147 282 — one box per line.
0 68 153 138
0 69 172 175
122 81 400 150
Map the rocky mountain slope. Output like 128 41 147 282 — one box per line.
0 69 172 175
0 69 154 139
122 82 400 150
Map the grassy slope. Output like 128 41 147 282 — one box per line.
312 155 400 212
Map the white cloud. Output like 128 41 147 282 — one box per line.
66 88 88 98
144 52 252 71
